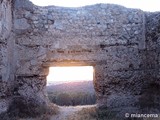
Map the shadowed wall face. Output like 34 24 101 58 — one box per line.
0 0 160 118
0 0 13 114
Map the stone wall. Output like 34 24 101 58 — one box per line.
0 0 13 114
143 12 160 112
13 0 147 117
0 0 160 118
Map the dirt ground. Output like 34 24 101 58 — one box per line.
19 105 96 120
50 105 96 120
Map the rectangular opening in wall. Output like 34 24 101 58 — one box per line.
46 66 96 106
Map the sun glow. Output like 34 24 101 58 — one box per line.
47 66 94 86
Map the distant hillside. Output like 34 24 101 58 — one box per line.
47 81 95 94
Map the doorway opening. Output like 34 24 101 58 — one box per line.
46 66 96 106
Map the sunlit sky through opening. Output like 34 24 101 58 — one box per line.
47 66 94 86
30 0 160 12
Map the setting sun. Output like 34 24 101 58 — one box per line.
47 66 94 86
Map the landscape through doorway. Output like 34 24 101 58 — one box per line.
46 66 96 106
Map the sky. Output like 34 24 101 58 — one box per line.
30 0 160 12
47 66 94 85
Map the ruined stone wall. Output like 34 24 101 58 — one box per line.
0 0 13 114
10 0 160 118
13 0 145 116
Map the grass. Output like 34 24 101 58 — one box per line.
19 103 59 120
0 103 59 120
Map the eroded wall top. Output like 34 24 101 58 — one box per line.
14 1 144 47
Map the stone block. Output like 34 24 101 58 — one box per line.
14 18 30 30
